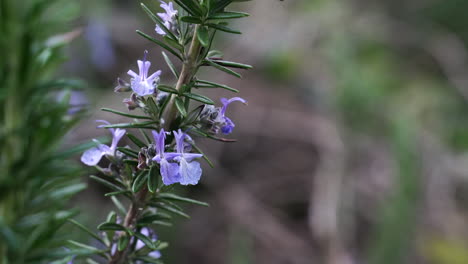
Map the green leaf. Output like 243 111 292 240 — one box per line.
103 121 158 129
68 219 106 245
183 92 215 105
158 85 179 95
204 59 242 78
89 176 125 192
145 97 160 119
197 26 210 47
132 170 149 193
175 97 187 117
118 234 130 251
141 3 178 40
116 147 139 159
136 30 183 61
138 213 172 225
195 80 239 93
180 16 203 24
49 183 86 199
134 232 156 250
163 36 184 51
212 60 252 69
158 193 209 206
151 202 190 219
162 51 179 78
147 166 159 193
173 0 202 16
105 190 132 197
97 222 127 231
208 11 249 20
127 133 146 148
206 23 241 34
191 143 215 168
181 105 204 126
101 108 152 120
111 196 127 215
66 240 106 257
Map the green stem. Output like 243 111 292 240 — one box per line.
163 25 203 130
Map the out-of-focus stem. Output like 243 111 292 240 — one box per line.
109 188 148 264
163 25 202 130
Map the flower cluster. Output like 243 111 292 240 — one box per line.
78 0 251 262
155 1 178 36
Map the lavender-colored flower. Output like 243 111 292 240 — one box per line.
219 97 247 134
135 227 161 260
173 129 203 185
81 120 126 166
127 52 161 96
155 1 178 35
200 97 247 135
152 129 181 185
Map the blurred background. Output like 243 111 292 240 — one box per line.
63 0 468 263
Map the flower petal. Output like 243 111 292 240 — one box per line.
160 159 181 185
81 146 106 166
179 159 202 185
220 97 247 115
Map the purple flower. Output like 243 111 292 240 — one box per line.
155 1 178 35
152 129 181 185
127 52 161 96
173 129 203 185
81 120 126 166
220 97 247 134
135 227 162 260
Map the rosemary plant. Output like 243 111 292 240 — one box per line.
74 0 252 263
0 0 85 263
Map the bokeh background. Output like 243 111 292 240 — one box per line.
62 0 468 263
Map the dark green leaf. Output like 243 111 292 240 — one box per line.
134 232 156 250
111 196 127 215
101 108 152 120
195 80 239 93
197 26 210 47
116 147 139 159
127 133 146 148
105 190 132 197
68 219 106 245
118 234 130 251
103 121 158 129
134 256 164 264
97 222 127 231
158 85 179 95
162 52 179 78
206 23 241 34
212 60 252 69
151 202 190 219
183 92 215 104
208 11 249 20
158 193 209 206
67 240 106 257
145 97 160 119
191 143 215 168
180 16 203 24
136 30 183 61
204 59 242 78
175 97 187 117
89 176 125 192
173 0 202 16
132 170 149 193
147 166 159 193
181 105 204 126
163 36 184 51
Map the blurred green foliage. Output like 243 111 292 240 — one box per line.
0 0 85 263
